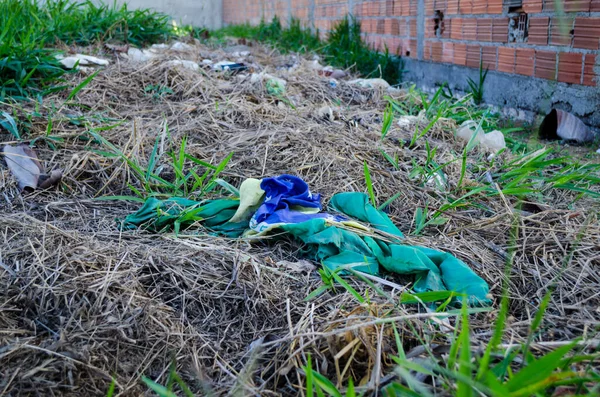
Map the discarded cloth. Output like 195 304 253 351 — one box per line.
120 176 491 306
249 175 345 234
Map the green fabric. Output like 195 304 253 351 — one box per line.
120 192 491 306
119 197 248 237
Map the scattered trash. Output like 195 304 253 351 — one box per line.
104 43 129 53
539 109 596 143
348 78 390 90
223 45 251 55
201 59 214 65
328 79 338 88
456 121 506 153
163 60 200 72
57 53 109 69
214 61 248 73
319 68 347 79
250 72 287 88
2 144 62 191
126 47 156 62
266 79 286 96
397 115 421 129
276 259 316 273
169 41 193 52
121 175 491 306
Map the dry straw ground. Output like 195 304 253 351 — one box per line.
1 40 599 396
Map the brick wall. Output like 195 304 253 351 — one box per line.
222 0 600 87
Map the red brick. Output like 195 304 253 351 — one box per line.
386 0 395 15
424 41 432 61
535 51 557 80
410 0 418 16
425 0 434 15
573 18 600 50
558 52 583 85
482 46 497 71
528 17 549 46
426 18 436 38
583 54 598 86
377 19 385 34
473 1 487 14
492 18 509 43
466 45 481 68
463 19 477 41
523 0 543 13
442 42 454 63
516 48 535 76
441 19 452 39
487 0 503 14
592 0 600 12
409 18 417 37
398 19 408 36
550 18 574 46
563 0 590 12
451 18 463 40
447 0 459 14
477 18 493 42
460 0 473 14
454 43 467 66
432 41 443 62
543 0 555 11
498 47 516 74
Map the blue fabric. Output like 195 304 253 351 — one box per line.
250 175 345 232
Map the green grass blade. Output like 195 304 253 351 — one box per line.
505 343 577 392
313 372 342 397
378 191 402 211
66 70 99 101
106 378 116 397
305 354 314 397
214 178 240 197
457 300 473 397
330 271 365 303
363 161 376 206
141 376 177 397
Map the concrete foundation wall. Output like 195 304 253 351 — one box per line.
81 0 222 30
403 58 600 128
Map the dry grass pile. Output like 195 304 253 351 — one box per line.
1 39 599 396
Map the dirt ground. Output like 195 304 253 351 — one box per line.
1 39 599 396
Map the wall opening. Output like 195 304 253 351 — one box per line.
509 13 528 43
434 10 445 38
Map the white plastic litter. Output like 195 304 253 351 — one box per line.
202 59 214 65
57 54 109 69
456 121 506 153
213 61 237 70
163 60 200 72
348 78 390 89
397 115 421 129
250 72 287 87
480 130 506 153
170 41 193 51
126 47 156 62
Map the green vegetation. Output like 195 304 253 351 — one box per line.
467 61 489 105
0 0 174 99
301 224 599 396
90 125 233 201
213 16 403 85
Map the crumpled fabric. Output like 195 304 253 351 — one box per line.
119 176 491 306
249 175 345 234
